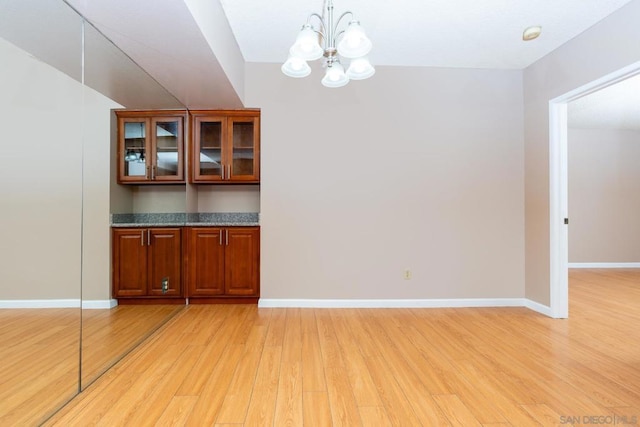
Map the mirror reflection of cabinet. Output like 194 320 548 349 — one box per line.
191 110 260 183
117 111 186 184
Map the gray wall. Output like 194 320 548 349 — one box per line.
246 64 525 300
568 128 640 263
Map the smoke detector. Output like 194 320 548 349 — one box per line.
523 26 542 41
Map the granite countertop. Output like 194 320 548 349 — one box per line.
111 212 259 227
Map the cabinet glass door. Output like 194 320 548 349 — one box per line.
196 118 224 180
229 117 259 181
123 120 148 178
153 117 182 180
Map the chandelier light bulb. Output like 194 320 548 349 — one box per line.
289 25 323 61
346 56 375 80
322 62 349 88
281 55 312 78
337 21 372 58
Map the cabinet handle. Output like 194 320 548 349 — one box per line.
221 164 225 180
141 230 144 246
226 229 229 246
146 165 150 179
147 229 151 246
227 165 231 180
219 230 222 246
151 165 156 180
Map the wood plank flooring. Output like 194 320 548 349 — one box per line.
0 305 181 426
44 269 640 426
81 305 183 387
0 308 79 426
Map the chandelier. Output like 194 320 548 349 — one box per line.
281 0 374 88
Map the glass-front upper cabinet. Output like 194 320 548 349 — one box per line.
191 110 260 183
117 110 185 184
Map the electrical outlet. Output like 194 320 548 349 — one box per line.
404 269 412 280
161 277 169 293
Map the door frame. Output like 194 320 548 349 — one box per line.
548 60 640 318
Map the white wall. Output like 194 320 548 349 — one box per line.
246 64 524 300
568 128 640 263
0 37 119 301
524 0 640 305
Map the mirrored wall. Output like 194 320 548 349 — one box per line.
0 0 185 424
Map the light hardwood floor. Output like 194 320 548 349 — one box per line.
0 305 181 426
0 308 79 426
45 269 640 426
81 305 183 387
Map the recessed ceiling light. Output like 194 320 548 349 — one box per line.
523 26 542 41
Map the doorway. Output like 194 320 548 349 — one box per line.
549 60 640 318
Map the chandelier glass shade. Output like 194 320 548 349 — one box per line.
281 0 374 88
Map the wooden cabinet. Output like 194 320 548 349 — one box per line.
112 228 182 300
116 110 186 184
190 110 260 183
185 227 260 301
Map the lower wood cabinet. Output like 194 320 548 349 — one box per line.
112 227 183 301
185 227 260 301
112 225 259 304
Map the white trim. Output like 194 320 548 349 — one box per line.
81 299 118 309
549 101 569 319
524 299 553 317
568 262 640 269
0 299 81 309
548 60 640 320
258 298 526 309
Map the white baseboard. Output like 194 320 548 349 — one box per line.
0 299 81 309
569 262 640 268
258 298 555 317
82 299 118 309
524 299 553 317
258 298 526 309
0 299 118 309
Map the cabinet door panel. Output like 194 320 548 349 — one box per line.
228 116 260 182
152 117 184 181
148 228 182 296
112 229 147 297
225 228 259 296
187 228 225 296
193 117 226 182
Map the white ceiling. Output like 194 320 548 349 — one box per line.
3 0 639 127
220 0 634 69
